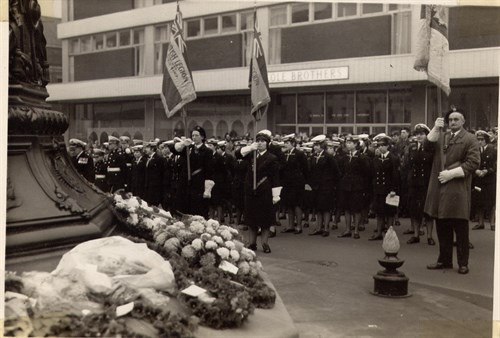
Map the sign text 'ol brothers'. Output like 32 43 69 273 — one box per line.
269 67 349 84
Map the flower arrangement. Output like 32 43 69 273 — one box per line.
111 192 277 329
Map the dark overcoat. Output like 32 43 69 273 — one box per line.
130 156 146 199
281 148 308 208
144 153 164 206
424 129 480 220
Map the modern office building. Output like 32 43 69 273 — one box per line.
47 1 500 143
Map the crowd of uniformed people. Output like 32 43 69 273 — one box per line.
68 123 497 253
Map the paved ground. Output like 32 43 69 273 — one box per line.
245 217 495 338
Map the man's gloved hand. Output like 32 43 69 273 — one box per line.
438 166 465 184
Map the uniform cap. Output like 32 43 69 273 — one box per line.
358 134 369 140
256 132 271 143
282 133 296 142
162 140 175 146
414 123 431 134
302 141 314 147
119 136 130 142
375 134 391 145
217 140 227 147
207 138 218 145
257 129 272 137
344 135 360 143
235 139 248 146
132 145 143 151
145 140 158 147
300 146 313 152
108 136 120 143
373 133 389 141
103 142 109 147
93 148 105 156
311 135 326 143
475 130 490 141
133 139 144 145
69 138 86 147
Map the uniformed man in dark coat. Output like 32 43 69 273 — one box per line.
160 140 175 211
425 109 480 275
471 130 496 231
93 148 108 192
105 136 128 193
206 138 227 222
171 126 215 218
143 141 165 206
69 138 95 183
406 124 436 245
130 144 146 199
120 136 134 190
369 134 400 240
280 134 308 234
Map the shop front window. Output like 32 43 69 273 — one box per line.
388 89 411 123
326 92 354 124
297 93 324 124
356 91 386 124
273 94 296 124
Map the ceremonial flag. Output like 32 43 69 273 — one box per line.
248 10 270 121
161 4 196 118
414 5 451 96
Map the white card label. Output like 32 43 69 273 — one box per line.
116 302 134 317
181 284 207 297
219 260 239 275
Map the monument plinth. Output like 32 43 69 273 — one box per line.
7 0 115 270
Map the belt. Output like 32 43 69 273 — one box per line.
95 174 106 179
192 168 202 176
107 167 121 172
256 176 268 189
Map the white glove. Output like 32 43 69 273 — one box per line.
438 166 465 184
203 180 215 198
183 138 193 147
389 191 396 197
304 184 312 191
272 187 282 204
427 117 444 142
125 148 131 154
241 142 259 156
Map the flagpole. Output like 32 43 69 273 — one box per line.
182 108 191 182
437 87 445 172
253 117 257 191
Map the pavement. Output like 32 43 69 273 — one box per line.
242 217 495 338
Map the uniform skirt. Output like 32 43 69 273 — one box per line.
373 193 397 217
408 185 427 220
312 188 335 212
281 185 304 208
244 185 274 229
472 178 496 211
338 190 364 213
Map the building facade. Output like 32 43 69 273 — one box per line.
47 1 500 143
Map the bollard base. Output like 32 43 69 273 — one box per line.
372 271 411 298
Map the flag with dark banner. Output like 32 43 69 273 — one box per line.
248 10 270 121
161 4 196 118
414 5 451 96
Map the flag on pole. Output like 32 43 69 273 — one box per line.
161 4 196 118
248 10 270 121
414 5 451 96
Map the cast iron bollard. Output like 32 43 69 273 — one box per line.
372 226 411 297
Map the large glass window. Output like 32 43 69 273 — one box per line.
154 24 169 74
80 36 91 52
392 11 411 54
337 3 357 18
106 32 117 48
204 17 219 35
314 2 332 21
240 11 254 31
297 93 324 124
187 19 201 38
326 92 354 124
93 34 104 50
356 91 386 124
92 101 145 129
273 94 296 124
133 28 145 76
70 39 79 54
119 30 131 46
222 14 237 33
362 3 383 14
388 90 411 123
269 6 287 65
291 2 309 24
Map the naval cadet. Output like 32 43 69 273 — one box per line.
69 138 95 183
105 135 128 193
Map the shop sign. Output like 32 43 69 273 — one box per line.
269 67 349 84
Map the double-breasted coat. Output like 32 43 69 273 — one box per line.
472 144 497 211
407 141 434 219
281 148 308 208
73 151 95 183
308 150 340 212
105 149 128 192
235 149 280 229
144 153 165 206
371 151 400 216
338 151 371 212
424 129 480 220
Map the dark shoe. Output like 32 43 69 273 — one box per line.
269 230 276 238
280 228 295 233
303 222 309 228
262 243 271 254
248 244 257 251
294 229 303 235
472 224 485 230
458 266 469 274
309 229 322 236
427 238 436 246
338 232 352 238
353 233 360 239
427 262 453 270
403 229 413 235
368 235 383 241
407 236 420 244
322 230 330 237
469 242 474 249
